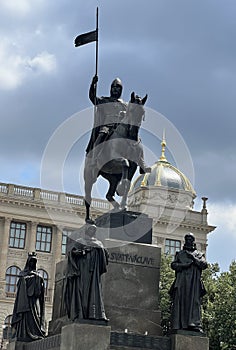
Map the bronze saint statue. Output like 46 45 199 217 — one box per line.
64 224 109 321
84 75 150 223
11 252 45 342
169 233 207 333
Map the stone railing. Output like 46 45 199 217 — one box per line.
0 182 111 210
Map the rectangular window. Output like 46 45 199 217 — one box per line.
165 239 181 258
36 225 52 253
9 222 26 249
61 229 74 255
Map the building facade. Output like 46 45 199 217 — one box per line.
0 184 110 348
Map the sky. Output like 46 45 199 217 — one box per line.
0 0 236 271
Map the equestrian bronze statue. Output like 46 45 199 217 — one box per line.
84 75 150 223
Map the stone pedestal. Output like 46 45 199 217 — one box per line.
50 238 162 337
60 323 111 350
170 334 209 350
7 341 24 350
7 341 25 350
95 211 153 244
65 211 153 254
103 239 162 336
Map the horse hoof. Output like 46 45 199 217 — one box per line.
85 218 95 225
120 206 127 211
111 207 120 213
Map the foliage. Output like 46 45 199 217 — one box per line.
159 254 175 335
203 260 236 350
159 255 236 349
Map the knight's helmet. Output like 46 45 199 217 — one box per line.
110 77 123 98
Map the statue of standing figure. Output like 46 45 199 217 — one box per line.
169 233 207 333
64 224 109 322
11 252 46 342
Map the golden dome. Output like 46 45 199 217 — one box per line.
130 135 196 196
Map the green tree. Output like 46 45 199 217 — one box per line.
202 261 236 350
202 262 220 348
159 254 175 335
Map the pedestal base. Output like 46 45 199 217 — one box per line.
7 341 25 350
96 210 152 244
60 323 111 350
171 333 209 350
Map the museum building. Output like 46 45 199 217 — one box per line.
0 140 215 348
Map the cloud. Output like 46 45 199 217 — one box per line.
0 0 44 16
206 202 236 271
208 202 236 233
0 38 57 90
26 52 57 73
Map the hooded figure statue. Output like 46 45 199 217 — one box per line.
11 252 45 342
64 224 109 321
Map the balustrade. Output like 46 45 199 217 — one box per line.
0 182 110 210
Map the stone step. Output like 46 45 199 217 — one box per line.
110 332 170 350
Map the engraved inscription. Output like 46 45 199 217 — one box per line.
109 252 155 266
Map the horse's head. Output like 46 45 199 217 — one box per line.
130 92 148 106
127 92 148 127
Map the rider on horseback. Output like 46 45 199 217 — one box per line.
86 75 150 174
86 75 127 154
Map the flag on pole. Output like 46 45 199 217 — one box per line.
74 29 98 47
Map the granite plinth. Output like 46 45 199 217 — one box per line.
49 260 67 331
23 335 60 350
50 238 162 336
60 323 111 350
65 211 152 255
103 239 162 336
95 211 152 244
170 334 209 350
7 342 25 350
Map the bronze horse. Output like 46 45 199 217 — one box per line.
84 92 148 223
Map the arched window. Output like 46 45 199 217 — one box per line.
3 315 12 340
37 269 49 295
5 266 21 293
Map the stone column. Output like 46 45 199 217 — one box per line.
53 226 63 265
0 217 11 294
26 222 38 253
49 226 63 303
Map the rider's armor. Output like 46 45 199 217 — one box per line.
97 100 127 132
86 76 150 174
